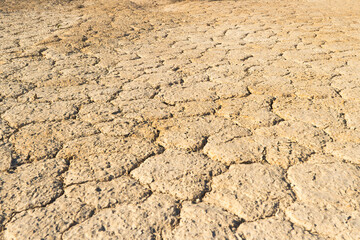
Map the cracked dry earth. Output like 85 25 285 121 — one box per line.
1 0 360 239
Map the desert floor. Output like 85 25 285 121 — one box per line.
0 0 360 239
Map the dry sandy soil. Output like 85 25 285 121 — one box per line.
0 0 360 239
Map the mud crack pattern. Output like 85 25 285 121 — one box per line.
1 0 360 239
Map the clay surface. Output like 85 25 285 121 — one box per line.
1 0 359 239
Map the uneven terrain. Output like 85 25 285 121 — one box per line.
1 0 360 239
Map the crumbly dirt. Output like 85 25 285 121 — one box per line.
1 0 360 239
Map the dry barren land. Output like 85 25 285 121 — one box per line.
1 0 360 239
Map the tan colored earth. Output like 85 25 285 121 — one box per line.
1 0 360 239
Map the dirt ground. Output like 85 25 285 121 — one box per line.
1 0 360 239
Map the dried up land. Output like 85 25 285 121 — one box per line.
0 0 360 239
